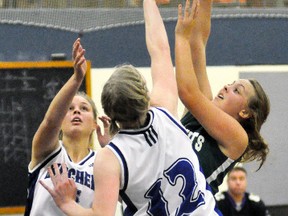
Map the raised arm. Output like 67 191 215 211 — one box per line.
31 38 87 169
175 0 247 159
181 0 213 117
144 0 178 118
189 0 213 99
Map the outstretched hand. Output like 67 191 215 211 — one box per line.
96 115 112 147
40 163 77 212
73 38 87 80
175 0 200 39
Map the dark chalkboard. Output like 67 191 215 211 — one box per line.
0 61 91 213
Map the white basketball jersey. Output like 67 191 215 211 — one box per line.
107 107 221 216
25 141 96 216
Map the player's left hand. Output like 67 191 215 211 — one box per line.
40 163 77 211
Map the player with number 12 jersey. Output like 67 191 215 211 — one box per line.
107 107 222 215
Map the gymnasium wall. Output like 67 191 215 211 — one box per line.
0 10 288 66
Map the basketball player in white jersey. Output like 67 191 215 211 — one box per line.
40 0 221 215
24 38 110 216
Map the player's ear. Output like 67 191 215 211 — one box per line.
239 109 251 119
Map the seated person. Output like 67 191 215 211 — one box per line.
215 166 270 216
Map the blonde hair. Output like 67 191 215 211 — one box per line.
101 64 150 135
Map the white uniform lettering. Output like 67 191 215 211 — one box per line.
195 135 205 152
187 129 205 152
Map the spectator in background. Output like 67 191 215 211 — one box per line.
215 166 270 216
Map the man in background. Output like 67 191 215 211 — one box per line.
215 166 270 216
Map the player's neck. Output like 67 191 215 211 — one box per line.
62 138 91 163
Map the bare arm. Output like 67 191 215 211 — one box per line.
189 0 213 100
144 0 178 118
175 0 247 159
90 148 121 215
31 38 87 169
181 0 213 118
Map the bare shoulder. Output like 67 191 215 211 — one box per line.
94 147 121 175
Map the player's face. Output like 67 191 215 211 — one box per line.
227 170 247 196
212 79 255 121
61 95 96 139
